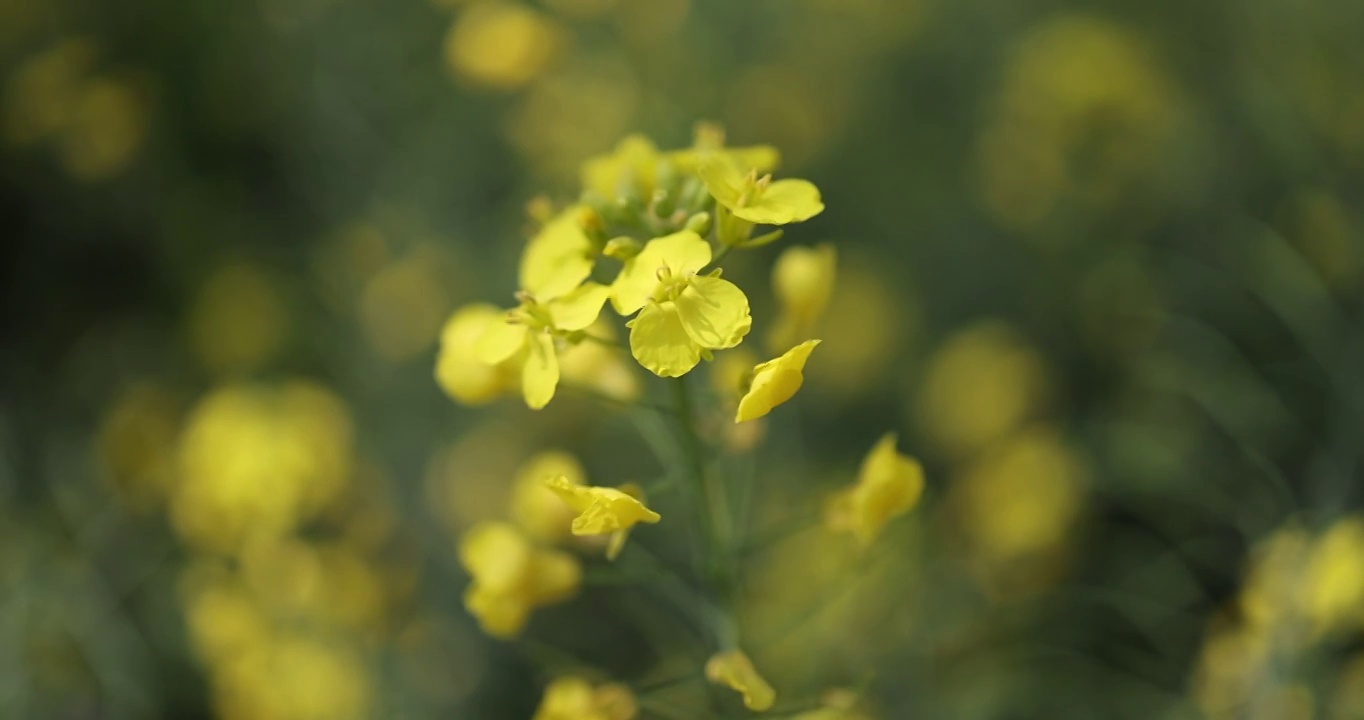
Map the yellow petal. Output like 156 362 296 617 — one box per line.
669 144 780 176
581 134 661 199
705 650 776 711
628 301 702 377
547 282 610 331
519 210 594 301
733 178 824 225
736 339 820 422
521 332 560 409
464 584 531 638
458 522 532 593
698 155 747 209
435 304 517 405
543 475 595 514
772 244 837 321
825 433 924 545
546 477 660 536
528 547 582 604
475 315 528 365
610 230 713 313
675 275 752 350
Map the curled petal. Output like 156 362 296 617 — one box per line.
675 275 752 350
736 339 820 422
732 178 825 225
629 302 702 377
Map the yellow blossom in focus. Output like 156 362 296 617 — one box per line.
435 303 520 405
768 243 836 352
699 155 824 226
509 451 586 542
611 231 752 377
1299 517 1364 636
544 476 660 559
444 2 560 90
188 262 289 376
532 676 637 720
825 433 924 545
705 649 776 711
520 208 598 301
915 321 1048 458
736 339 820 423
476 283 612 409
458 521 581 638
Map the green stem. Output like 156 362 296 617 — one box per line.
670 376 738 649
561 383 676 414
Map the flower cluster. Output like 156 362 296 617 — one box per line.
435 125 923 718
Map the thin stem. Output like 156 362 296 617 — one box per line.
670 376 738 649
560 383 676 414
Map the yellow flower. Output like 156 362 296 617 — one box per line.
705 649 776 711
443 2 560 90
736 340 820 423
458 521 581 638
544 476 660 560
435 304 519 405
476 283 612 409
668 122 780 177
581 134 662 200
767 244 836 353
1300 516 1364 636
532 676 637 720
509 451 586 542
825 433 924 546
699 155 824 226
611 231 752 377
520 208 597 301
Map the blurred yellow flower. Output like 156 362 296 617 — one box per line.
444 2 560 90
559 319 642 403
1300 516 1364 637
705 649 776 711
214 633 372 720
173 382 353 553
476 283 612 409
3 38 97 147
667 122 780 177
521 208 598 301
736 339 820 423
915 321 1048 458
581 134 663 200
700 155 824 227
435 303 520 405
458 521 581 638
768 243 836 353
359 247 451 362
58 75 147 181
509 451 586 543
824 433 924 545
544 475 660 559
532 676 637 720
956 426 1085 565
97 382 179 510
611 231 751 377
188 262 289 376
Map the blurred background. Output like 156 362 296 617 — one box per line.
3 0 1364 717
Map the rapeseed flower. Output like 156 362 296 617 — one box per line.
520 208 598 301
435 303 519 405
458 521 581 638
509 451 587 543
736 339 821 423
699 155 824 227
544 476 660 560
476 282 611 408
705 649 776 711
581 134 663 200
825 433 924 546
532 676 637 720
611 230 751 377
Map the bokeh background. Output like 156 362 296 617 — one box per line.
3 0 1364 717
